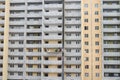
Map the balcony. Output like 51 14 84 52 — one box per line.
103 77 120 80
65 36 81 40
27 13 42 17
10 6 26 10
26 36 42 40
103 20 120 24
26 29 42 33
65 28 81 32
9 52 24 56
27 0 42 2
64 53 81 56
27 6 42 10
25 76 41 80
43 27 62 32
103 28 120 32
44 12 62 17
0 5 5 9
0 12 5 17
43 44 62 48
10 0 25 3
44 4 62 9
43 60 62 65
44 20 62 24
9 29 24 33
42 68 62 73
64 68 81 72
42 77 61 80
64 44 81 48
8 67 24 71
103 5 119 9
9 36 25 40
26 44 42 48
103 36 120 40
65 13 81 17
104 69 120 73
26 68 41 72
104 60 120 64
27 20 42 25
64 60 81 64
10 21 25 25
104 44 120 48
26 60 41 64
65 5 81 9
26 52 41 56
43 52 62 56
9 44 24 48
0 28 4 32
103 12 120 17
65 77 81 80
0 20 4 24
8 60 24 64
43 36 62 40
103 52 120 56
10 13 25 17
65 20 81 24
0 36 4 40
8 76 24 80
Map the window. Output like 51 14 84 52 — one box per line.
19 48 23 52
84 4 88 8
44 73 48 76
85 57 89 61
38 64 41 68
66 49 71 52
66 41 71 44
18 64 23 68
76 57 80 60
95 11 99 15
95 49 99 53
76 49 80 52
85 49 89 53
10 64 14 67
95 18 99 22
95 26 99 30
85 42 89 45
84 11 88 15
95 65 99 69
95 34 99 38
28 64 33 68
18 72 23 76
95 3 99 8
10 72 14 75
85 73 89 77
95 42 99 45
66 65 71 68
28 72 33 76
85 65 89 69
66 73 71 77
28 56 33 60
66 57 71 60
76 33 80 36
76 41 80 44
84 34 88 38
18 56 23 60
10 56 14 60
37 73 41 76
57 73 61 77
84 26 88 30
84 19 88 22
96 73 100 77
76 65 80 68
95 57 99 61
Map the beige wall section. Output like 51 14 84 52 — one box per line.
3 0 10 80
81 0 102 80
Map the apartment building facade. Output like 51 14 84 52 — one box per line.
0 0 120 80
